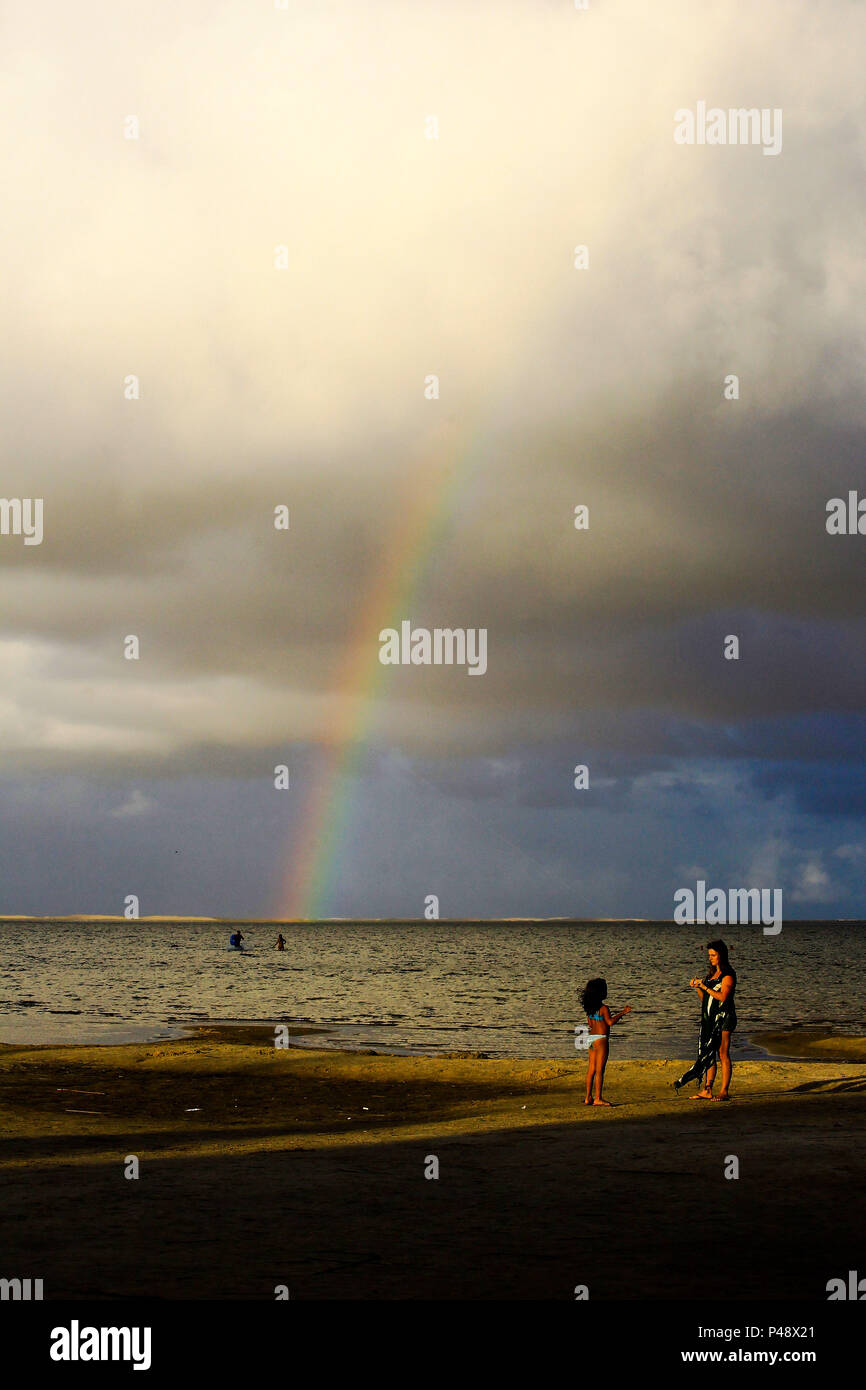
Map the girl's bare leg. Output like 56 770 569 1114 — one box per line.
593 1042 612 1104
584 1049 596 1104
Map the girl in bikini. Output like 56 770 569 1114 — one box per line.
580 977 632 1106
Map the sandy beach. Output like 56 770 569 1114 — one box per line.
0 1025 863 1300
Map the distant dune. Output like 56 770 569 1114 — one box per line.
0 914 653 924
0 914 671 926
0 915 222 924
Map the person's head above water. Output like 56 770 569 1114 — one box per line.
580 978 607 1015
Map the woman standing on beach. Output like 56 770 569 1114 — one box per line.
674 940 737 1100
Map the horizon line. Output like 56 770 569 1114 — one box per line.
1 914 864 926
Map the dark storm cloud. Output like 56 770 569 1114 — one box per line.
752 760 866 819
0 0 864 918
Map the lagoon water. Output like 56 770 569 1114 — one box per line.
0 919 862 1058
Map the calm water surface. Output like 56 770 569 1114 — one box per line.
0 920 862 1058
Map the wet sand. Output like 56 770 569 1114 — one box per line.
1 1025 864 1299
751 1028 866 1062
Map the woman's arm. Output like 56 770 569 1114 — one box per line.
696 975 734 1004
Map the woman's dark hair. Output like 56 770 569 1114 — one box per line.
705 939 735 983
580 978 607 1015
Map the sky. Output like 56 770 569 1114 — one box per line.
1 0 864 918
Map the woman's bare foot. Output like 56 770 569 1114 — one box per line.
690 1089 714 1100
592 1098 613 1106
584 1098 593 1105
714 1093 731 1101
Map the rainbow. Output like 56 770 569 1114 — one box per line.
277 416 479 920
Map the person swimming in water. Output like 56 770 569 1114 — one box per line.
229 930 245 950
274 934 285 951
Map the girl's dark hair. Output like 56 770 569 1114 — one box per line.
705 939 735 983
580 978 607 1015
